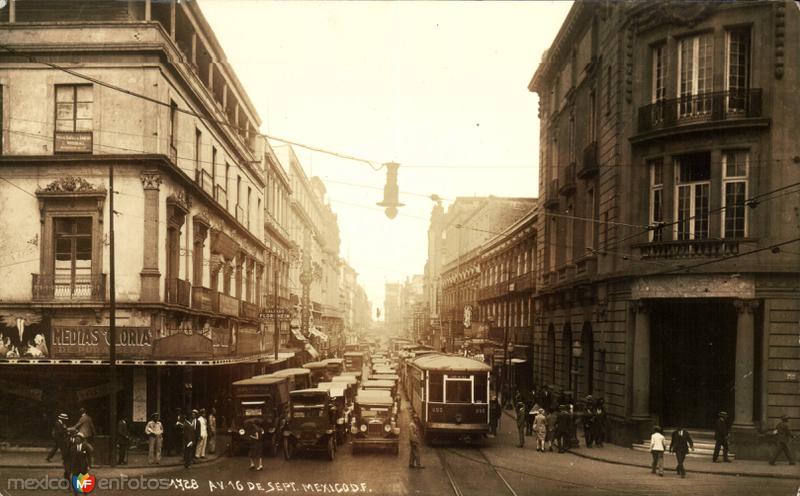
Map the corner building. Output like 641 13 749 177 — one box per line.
529 0 799 459
0 0 291 439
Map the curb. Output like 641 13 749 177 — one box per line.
566 449 798 481
0 454 225 471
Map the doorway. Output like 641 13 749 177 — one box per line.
650 299 736 428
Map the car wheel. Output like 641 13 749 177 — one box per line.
327 437 336 461
283 437 293 461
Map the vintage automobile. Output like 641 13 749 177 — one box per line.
343 351 367 379
361 379 397 399
303 361 330 387
322 358 345 377
271 368 312 391
283 388 338 461
351 389 399 454
331 374 358 402
316 382 350 444
230 375 290 456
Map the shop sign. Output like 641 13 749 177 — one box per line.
51 326 152 359
0 377 43 401
54 131 92 153
132 369 147 423
631 274 755 299
76 382 124 402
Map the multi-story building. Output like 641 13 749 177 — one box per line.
0 0 289 439
384 282 404 337
352 285 373 337
402 274 425 342
529 0 799 458
437 197 537 352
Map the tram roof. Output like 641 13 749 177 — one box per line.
410 353 491 372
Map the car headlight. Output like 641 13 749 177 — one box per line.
350 425 358 434
337 418 345 425
383 424 391 433
238 429 245 436
360 424 367 433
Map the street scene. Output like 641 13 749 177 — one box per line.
0 0 799 495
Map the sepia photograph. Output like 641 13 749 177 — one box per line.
0 0 798 494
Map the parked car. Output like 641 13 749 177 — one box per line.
230 375 290 456
283 388 337 461
322 358 345 377
351 389 399 454
271 368 313 391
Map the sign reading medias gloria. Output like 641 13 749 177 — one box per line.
51 326 152 358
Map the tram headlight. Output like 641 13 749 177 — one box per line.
360 424 367 433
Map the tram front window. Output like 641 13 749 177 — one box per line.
445 380 471 403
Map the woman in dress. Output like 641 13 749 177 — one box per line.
247 420 264 471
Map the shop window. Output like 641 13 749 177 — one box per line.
429 373 444 403
444 377 472 404
674 152 711 240
474 374 487 403
722 150 748 238
54 217 93 297
648 158 664 242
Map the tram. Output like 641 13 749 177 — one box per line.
404 353 491 442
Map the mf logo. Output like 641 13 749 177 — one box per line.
72 473 96 494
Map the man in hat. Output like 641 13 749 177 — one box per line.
669 426 694 478
533 408 547 452
555 405 572 453
196 409 208 459
489 396 501 437
71 408 96 445
145 412 164 465
592 398 608 448
66 432 93 489
408 414 423 468
582 395 595 448
181 410 198 468
769 415 795 465
515 402 527 448
46 413 69 463
713 411 732 462
117 416 131 465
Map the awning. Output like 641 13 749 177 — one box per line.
304 343 319 359
0 352 281 367
309 327 329 341
291 328 307 342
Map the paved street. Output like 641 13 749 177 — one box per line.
1 395 797 496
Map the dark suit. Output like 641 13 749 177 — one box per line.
670 429 694 476
66 441 93 476
117 420 130 464
769 420 795 465
181 419 198 468
46 419 69 462
713 417 730 462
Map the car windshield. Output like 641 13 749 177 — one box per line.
291 406 324 418
359 406 390 418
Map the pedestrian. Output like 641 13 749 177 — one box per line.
66 432 93 494
525 394 535 436
650 425 666 476
769 415 796 465
246 420 264 471
555 405 571 453
489 396 500 437
181 411 198 468
145 412 164 465
592 398 607 447
669 426 694 478
712 411 732 462
71 408 96 444
545 408 558 452
116 417 130 465
515 402 527 448
533 408 547 452
62 429 77 484
196 408 208 459
408 415 423 468
582 395 595 448
207 408 217 454
46 412 69 463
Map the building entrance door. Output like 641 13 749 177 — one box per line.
650 299 736 428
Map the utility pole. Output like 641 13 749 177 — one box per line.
108 164 117 466
274 265 279 360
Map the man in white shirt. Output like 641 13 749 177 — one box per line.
145 413 164 465
650 425 666 476
195 409 208 459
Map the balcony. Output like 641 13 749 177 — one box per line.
235 205 246 225
559 163 577 196
544 179 559 210
240 300 260 320
215 185 227 208
191 286 213 312
31 273 106 302
634 239 754 260
165 278 191 307
216 292 240 317
198 169 214 197
579 141 599 179
636 89 763 136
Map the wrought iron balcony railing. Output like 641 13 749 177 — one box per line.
579 141 599 179
637 89 762 134
32 273 106 301
165 277 191 307
559 163 577 196
544 178 559 210
635 238 752 260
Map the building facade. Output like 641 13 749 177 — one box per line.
529 0 799 458
0 0 291 439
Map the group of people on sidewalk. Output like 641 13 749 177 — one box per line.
175 408 218 468
43 409 95 490
505 389 607 454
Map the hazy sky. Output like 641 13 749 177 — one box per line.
200 0 573 310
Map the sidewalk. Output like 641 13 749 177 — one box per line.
0 446 224 470
502 410 798 480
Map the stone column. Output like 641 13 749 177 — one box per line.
631 300 651 419
733 299 758 429
140 171 162 301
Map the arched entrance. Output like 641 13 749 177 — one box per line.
562 323 572 392
580 322 594 398
546 324 556 385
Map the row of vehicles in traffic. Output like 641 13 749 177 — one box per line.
230 351 402 460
